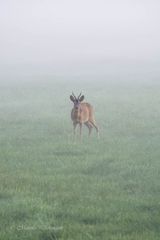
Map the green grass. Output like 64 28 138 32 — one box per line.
0 77 160 239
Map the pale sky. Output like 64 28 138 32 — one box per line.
1 0 160 78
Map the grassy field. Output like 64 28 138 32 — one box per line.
0 77 160 240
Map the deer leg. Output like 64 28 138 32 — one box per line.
79 123 82 140
73 122 77 138
89 120 99 138
85 122 93 136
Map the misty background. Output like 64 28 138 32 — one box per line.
1 0 160 80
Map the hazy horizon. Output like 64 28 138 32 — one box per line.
1 0 160 79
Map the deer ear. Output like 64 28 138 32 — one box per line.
70 95 75 102
79 95 84 102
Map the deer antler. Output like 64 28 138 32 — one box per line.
72 92 76 100
78 92 82 100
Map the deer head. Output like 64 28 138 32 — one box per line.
70 92 84 110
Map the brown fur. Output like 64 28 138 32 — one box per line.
71 102 99 138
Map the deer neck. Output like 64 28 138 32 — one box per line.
74 106 82 118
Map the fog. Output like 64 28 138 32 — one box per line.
1 0 160 79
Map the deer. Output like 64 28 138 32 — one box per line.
70 92 99 139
